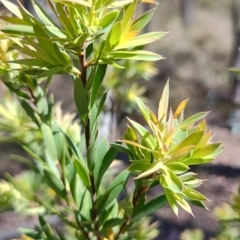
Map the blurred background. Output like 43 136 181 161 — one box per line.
1 0 240 239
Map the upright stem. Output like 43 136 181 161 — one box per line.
79 44 90 150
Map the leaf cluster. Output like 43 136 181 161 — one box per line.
121 82 223 215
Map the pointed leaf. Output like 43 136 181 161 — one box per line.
176 112 209 130
158 81 169 122
131 194 167 221
74 78 88 121
131 8 155 32
174 99 189 118
162 167 183 193
134 161 164 179
109 50 163 61
74 158 91 187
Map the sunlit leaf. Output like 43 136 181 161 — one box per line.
166 162 189 174
183 188 208 201
131 8 155 32
161 167 182 193
158 80 169 123
109 50 163 61
134 161 163 179
176 112 209 130
174 99 189 118
117 31 166 49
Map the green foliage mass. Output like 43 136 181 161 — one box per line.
0 0 223 239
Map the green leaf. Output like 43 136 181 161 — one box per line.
170 131 204 153
20 99 41 127
182 157 214 165
74 78 88 121
134 161 163 180
0 16 30 25
73 33 88 46
33 23 59 60
94 138 108 184
135 97 151 124
44 26 68 38
131 194 167 221
107 21 122 49
164 188 179 216
102 218 124 230
98 201 118 227
175 194 193 216
74 158 91 187
19 228 42 238
80 189 92 220
53 130 64 161
0 25 34 35
179 172 196 182
121 139 155 153
169 145 195 162
96 170 130 210
192 143 222 158
128 118 156 149
183 188 208 201
131 8 155 32
117 31 166 49
121 0 137 31
99 10 119 30
59 128 81 159
111 143 133 156
109 50 163 61
37 67 64 78
38 215 54 238
166 162 189 174
9 58 49 67
161 167 183 193
229 67 240 75
41 123 58 161
1 0 23 18
44 149 59 176
90 64 107 108
31 0 57 27
43 167 67 198
55 3 76 37
96 91 108 118
158 80 169 122
119 201 133 217
188 199 209 210
176 112 209 130
128 162 151 174
21 145 46 167
97 145 119 185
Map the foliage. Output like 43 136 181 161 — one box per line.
180 186 240 240
0 0 222 239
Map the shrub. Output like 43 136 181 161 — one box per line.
0 0 223 239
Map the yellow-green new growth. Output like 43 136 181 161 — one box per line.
122 81 223 216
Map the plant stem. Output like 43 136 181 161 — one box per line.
79 43 101 240
79 44 90 150
115 185 149 240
